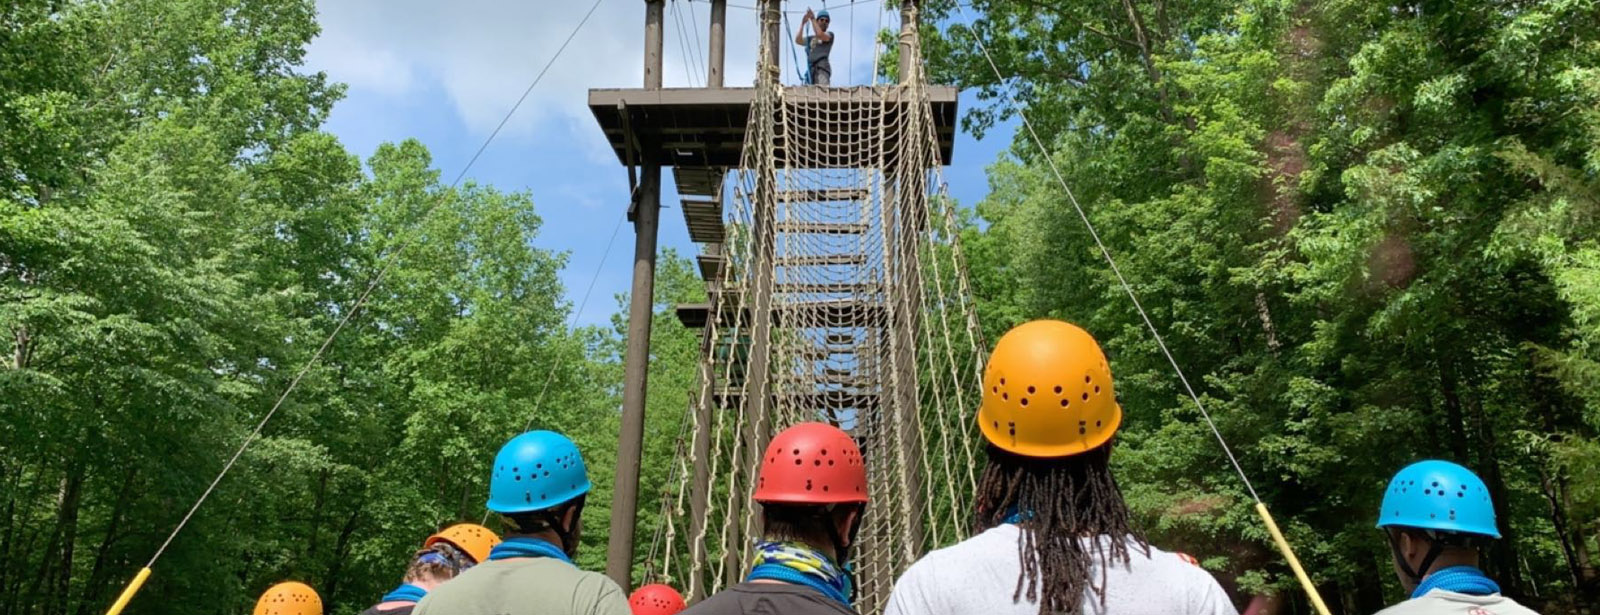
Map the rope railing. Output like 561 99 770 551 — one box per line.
649 18 984 612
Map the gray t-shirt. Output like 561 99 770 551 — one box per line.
1373 590 1540 615
885 525 1237 615
412 557 630 615
804 35 833 69
682 582 855 615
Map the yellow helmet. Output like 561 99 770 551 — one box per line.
253 581 322 615
978 320 1121 457
424 522 501 564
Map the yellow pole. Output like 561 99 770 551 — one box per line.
105 567 152 615
1255 502 1333 615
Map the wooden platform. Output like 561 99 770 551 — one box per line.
589 85 959 168
676 299 886 329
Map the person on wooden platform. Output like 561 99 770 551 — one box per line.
884 320 1237 615
413 431 629 615
794 8 834 86
681 422 867 615
1373 460 1538 615
360 523 500 615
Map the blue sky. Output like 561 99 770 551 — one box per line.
305 0 1013 326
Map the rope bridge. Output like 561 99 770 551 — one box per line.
643 29 985 613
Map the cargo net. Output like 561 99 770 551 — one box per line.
642 32 988 615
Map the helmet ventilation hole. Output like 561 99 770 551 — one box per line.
1054 386 1063 394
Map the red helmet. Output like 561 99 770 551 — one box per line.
628 584 686 615
754 422 868 504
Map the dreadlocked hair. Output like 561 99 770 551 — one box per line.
972 442 1146 615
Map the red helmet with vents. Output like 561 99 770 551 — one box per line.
628 584 686 615
754 422 868 505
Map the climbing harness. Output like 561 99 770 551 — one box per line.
783 10 811 84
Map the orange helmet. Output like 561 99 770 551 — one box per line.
424 523 501 564
253 581 321 615
978 320 1121 457
628 583 687 615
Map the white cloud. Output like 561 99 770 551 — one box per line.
306 0 902 139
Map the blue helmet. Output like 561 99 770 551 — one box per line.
1376 460 1499 538
488 431 592 514
816 9 830 19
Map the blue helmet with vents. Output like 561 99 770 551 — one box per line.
1376 460 1499 538
488 431 591 514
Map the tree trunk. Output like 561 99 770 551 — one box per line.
1538 467 1582 586
72 469 137 615
1468 394 1523 597
26 467 84 615
321 505 364 609
1436 356 1470 460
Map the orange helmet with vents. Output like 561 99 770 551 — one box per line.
424 522 501 564
629 583 687 615
253 581 322 615
978 320 1121 457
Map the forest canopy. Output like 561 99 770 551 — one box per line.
3 1 1599 614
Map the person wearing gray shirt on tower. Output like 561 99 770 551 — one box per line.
794 8 834 86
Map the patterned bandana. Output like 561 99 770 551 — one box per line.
1412 565 1501 600
745 541 851 606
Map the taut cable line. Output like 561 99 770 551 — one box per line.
103 1 611 613
948 5 1332 614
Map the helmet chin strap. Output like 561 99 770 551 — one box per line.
1386 530 1446 584
819 504 864 602
546 498 586 556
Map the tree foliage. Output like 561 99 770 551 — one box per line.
918 0 1600 611
0 2 701 614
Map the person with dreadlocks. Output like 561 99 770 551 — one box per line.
680 422 867 615
884 320 1237 615
1373 460 1536 614
360 523 501 615
413 431 629 615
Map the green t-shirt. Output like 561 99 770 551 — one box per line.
412 557 629 615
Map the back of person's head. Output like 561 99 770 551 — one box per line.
402 541 475 585
423 522 500 566
487 430 592 555
253 581 322 615
753 422 869 561
974 319 1144 615
1376 460 1499 586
